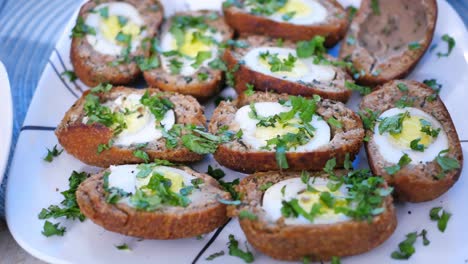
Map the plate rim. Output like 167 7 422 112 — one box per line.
0 61 13 184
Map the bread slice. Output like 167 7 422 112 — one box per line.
71 0 164 87
143 10 234 101
229 170 397 261
209 91 364 173
360 80 463 202
224 35 353 102
56 86 206 167
339 0 437 85
223 0 348 47
77 165 230 239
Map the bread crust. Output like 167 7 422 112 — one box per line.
223 0 347 47
143 10 234 101
339 0 437 85
360 80 463 202
76 166 230 239
231 171 397 261
56 86 206 167
223 35 352 102
209 92 364 173
71 0 164 87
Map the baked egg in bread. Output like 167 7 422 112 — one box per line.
85 2 148 56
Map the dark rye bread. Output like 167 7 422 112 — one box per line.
71 0 164 87
209 92 364 173
223 0 348 47
228 171 397 261
360 80 463 202
56 86 206 167
77 166 230 239
339 0 437 85
224 35 353 102
143 11 234 101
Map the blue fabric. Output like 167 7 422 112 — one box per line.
0 0 466 219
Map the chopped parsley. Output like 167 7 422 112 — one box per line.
140 91 174 122
331 256 341 264
136 55 160 71
282 11 296 21
83 92 127 135
197 72 209 81
44 145 63 162
239 210 258 220
408 42 421 50
38 171 88 236
358 108 381 131
71 17 96 38
385 153 412 175
378 111 409 135
423 79 442 102
370 0 380 15
91 83 113 93
207 165 225 180
327 117 342 129
259 182 273 191
191 51 212 68
97 6 109 18
348 6 358 22
227 234 254 263
169 59 183 74
97 139 113 154
259 51 296 72
430 207 451 232
434 149 460 179
206 250 225 260
437 34 455 58
395 95 415 108
410 138 425 152
391 230 430 260
397 83 409 92
244 83 255 96
61 70 77 82
296 36 326 58
42 221 66 237
115 243 131 251
345 81 371 96
133 149 150 163
420 119 440 138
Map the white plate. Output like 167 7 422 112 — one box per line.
6 0 468 263
0 61 13 183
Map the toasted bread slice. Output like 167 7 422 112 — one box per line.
360 80 463 202
209 92 364 173
229 170 397 261
339 0 437 85
222 0 347 47
143 11 234 101
56 86 206 167
224 35 353 102
71 0 164 87
77 164 230 239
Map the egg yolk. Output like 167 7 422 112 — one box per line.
254 119 302 142
276 0 312 18
298 186 348 217
137 170 185 194
123 109 149 133
258 54 308 77
391 116 433 148
100 15 140 44
171 31 211 58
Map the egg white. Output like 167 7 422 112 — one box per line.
374 107 449 164
234 102 330 151
243 47 335 83
159 28 223 76
85 2 147 56
108 165 196 196
247 0 328 25
104 94 175 146
262 177 350 225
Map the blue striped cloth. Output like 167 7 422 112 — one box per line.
0 0 466 219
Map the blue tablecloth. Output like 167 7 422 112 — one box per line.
0 0 466 218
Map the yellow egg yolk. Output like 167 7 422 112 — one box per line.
100 15 140 45
254 119 302 142
123 109 149 133
137 170 185 194
258 54 308 77
298 186 348 217
276 0 312 18
171 31 211 58
391 116 433 148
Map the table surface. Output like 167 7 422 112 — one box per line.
0 0 466 263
